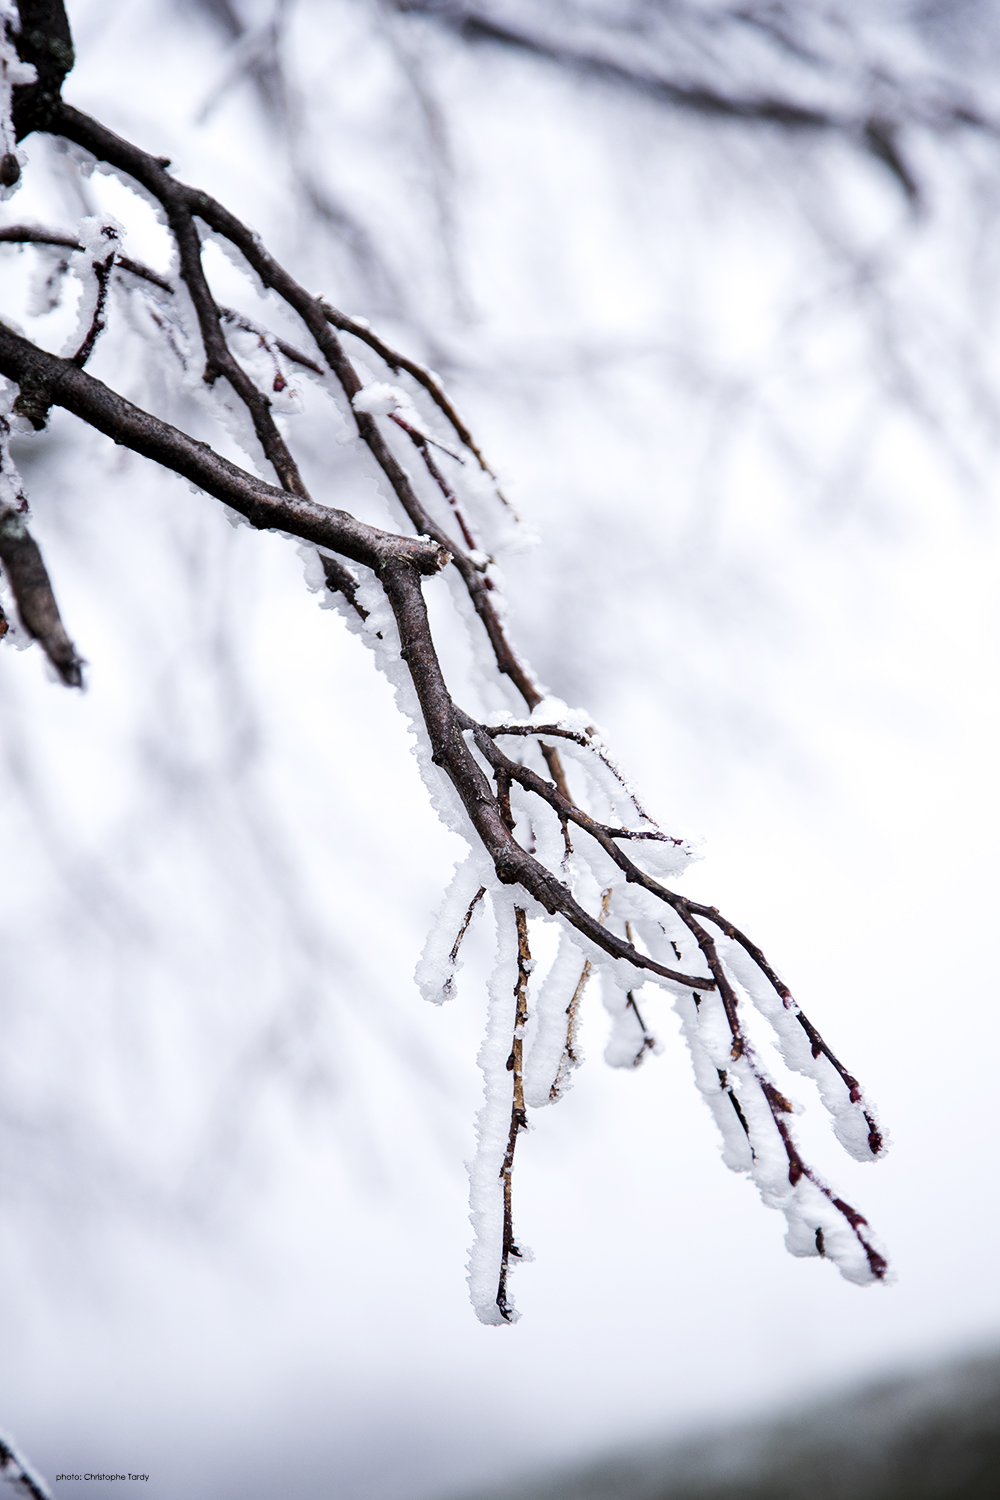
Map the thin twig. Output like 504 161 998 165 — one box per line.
0 1430 52 1500
218 306 324 378
688 902 883 1154
483 721 662 826
549 886 612 1100
390 411 479 553
322 300 501 480
0 224 173 291
318 553 369 623
449 885 486 968
624 921 657 1066
667 899 888 1279
71 234 116 368
496 905 530 1321
0 509 82 686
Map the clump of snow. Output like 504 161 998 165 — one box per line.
58 216 123 361
600 966 660 1069
523 928 589 1106
673 971 887 1287
352 382 416 420
415 852 489 1004
721 937 887 1163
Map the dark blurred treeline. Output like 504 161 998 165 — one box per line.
454 1349 1000 1500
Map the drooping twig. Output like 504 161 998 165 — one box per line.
548 885 612 1101
665 899 888 1280
623 922 657 1067
70 226 116 368
449 885 486 969
389 410 479 553
496 904 530 1321
460 712 887 1275
318 553 369 623
687 901 884 1155
322 300 502 482
218 306 324 380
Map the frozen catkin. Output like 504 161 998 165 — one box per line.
414 854 488 1005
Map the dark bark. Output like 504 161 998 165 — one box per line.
8 0 74 138
0 507 81 686
0 327 447 577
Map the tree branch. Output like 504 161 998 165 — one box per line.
0 506 81 686
0 325 448 577
0 0 891 1322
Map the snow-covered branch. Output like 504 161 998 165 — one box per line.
0 0 890 1347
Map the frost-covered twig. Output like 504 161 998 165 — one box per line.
532 886 611 1105
0 0 891 1321
482 720 662 825
321 299 502 482
495 905 531 1321
69 222 116 368
0 1428 51 1500
448 885 485 976
0 223 172 290
218 307 324 380
388 410 480 554
0 325 448 575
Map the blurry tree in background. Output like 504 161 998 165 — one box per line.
458 1346 1000 1500
0 2 999 1497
